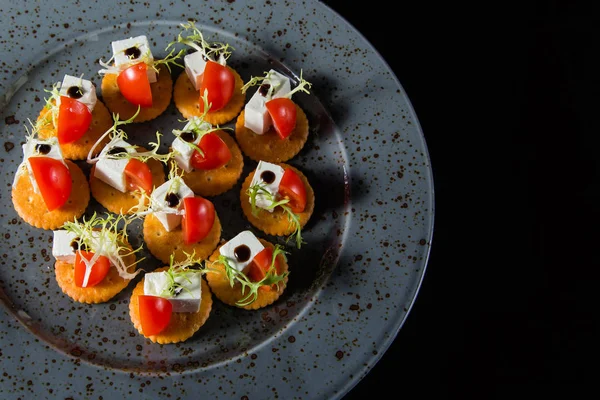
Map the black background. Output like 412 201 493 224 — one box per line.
323 1 599 398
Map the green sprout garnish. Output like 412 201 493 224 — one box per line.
86 107 140 162
208 244 289 307
247 183 305 249
98 42 185 76
171 92 232 159
158 252 203 298
241 69 312 98
62 212 143 282
128 163 186 217
167 21 233 66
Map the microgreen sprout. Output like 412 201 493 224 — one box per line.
159 252 203 298
62 212 143 284
127 162 186 217
208 245 289 307
241 69 312 99
171 92 232 159
167 21 233 66
247 184 305 249
86 107 141 162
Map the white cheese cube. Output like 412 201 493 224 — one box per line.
219 230 265 273
172 118 212 173
22 137 66 194
58 74 97 112
184 51 207 91
111 35 157 83
52 230 78 264
150 177 195 231
244 70 291 134
249 161 285 212
144 270 202 313
93 139 136 193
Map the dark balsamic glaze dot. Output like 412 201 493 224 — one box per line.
260 170 276 184
67 86 83 99
165 192 180 208
35 144 52 155
107 146 126 156
234 245 251 263
180 131 197 143
124 46 141 59
70 239 88 252
258 83 271 97
174 287 183 296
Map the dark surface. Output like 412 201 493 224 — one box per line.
324 1 598 398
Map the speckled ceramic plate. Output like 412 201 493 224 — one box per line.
0 1 433 398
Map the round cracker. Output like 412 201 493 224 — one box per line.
101 63 173 123
129 267 213 344
54 246 137 304
12 160 90 230
37 99 113 160
176 130 244 197
205 239 288 310
234 105 309 163
89 147 166 214
173 67 245 125
240 163 314 237
142 210 222 264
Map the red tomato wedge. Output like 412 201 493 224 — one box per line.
265 97 297 139
278 168 306 213
124 158 153 193
247 247 281 280
57 96 92 144
74 251 111 288
181 197 215 245
190 132 232 170
28 157 72 211
198 61 235 112
138 295 172 336
117 62 153 107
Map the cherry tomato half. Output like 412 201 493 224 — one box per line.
198 61 235 112
190 132 232 170
74 251 111 288
28 157 72 211
181 196 215 245
138 295 172 336
265 97 297 140
247 246 281 279
117 62 153 108
57 96 92 144
124 158 153 193
278 168 306 213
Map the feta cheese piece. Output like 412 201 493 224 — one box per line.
93 139 136 193
58 74 97 112
144 270 202 313
150 177 195 231
52 230 79 264
248 161 285 212
111 35 157 83
20 137 66 194
172 118 213 172
219 230 265 273
184 51 207 91
244 70 291 134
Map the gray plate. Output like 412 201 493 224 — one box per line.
0 1 434 398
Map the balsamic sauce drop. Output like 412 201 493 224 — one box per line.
234 245 251 262
180 131 197 143
35 144 52 155
260 170 276 184
165 192 180 208
67 86 83 99
124 46 141 59
107 146 127 156
259 83 271 97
